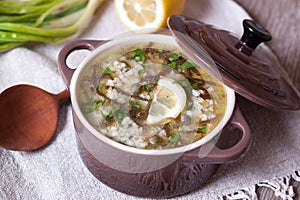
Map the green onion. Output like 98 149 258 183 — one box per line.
178 60 197 70
130 48 147 63
168 52 182 62
102 67 113 75
138 69 145 75
125 64 130 69
192 82 199 89
138 64 146 74
97 87 103 94
187 101 193 110
0 0 105 53
197 124 207 133
0 0 46 8
134 101 141 109
117 110 129 124
82 100 101 113
101 110 114 120
144 85 150 94
162 61 177 69
168 133 180 147
174 80 188 88
0 42 24 52
99 99 106 105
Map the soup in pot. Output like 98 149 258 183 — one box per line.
77 42 227 149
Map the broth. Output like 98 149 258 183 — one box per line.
77 42 227 149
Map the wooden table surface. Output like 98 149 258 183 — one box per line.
232 1 300 199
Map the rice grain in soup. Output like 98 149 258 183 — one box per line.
77 42 227 150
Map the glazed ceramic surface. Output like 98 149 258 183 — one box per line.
58 33 251 198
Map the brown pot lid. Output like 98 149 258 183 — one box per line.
167 15 300 111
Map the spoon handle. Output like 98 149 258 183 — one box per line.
55 89 70 105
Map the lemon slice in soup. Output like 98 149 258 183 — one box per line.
146 76 187 125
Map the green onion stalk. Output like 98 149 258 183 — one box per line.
0 0 105 53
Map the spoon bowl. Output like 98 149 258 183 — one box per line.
0 85 69 151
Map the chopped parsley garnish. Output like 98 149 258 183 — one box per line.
130 48 147 63
178 60 197 70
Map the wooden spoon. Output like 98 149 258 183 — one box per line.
0 84 70 151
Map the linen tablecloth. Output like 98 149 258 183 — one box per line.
1 0 299 199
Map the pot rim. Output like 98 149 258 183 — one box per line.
69 34 236 156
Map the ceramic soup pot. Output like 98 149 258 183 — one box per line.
57 15 300 198
57 32 251 198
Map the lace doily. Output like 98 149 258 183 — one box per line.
221 170 300 200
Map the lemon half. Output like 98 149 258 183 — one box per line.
146 76 187 125
114 0 186 31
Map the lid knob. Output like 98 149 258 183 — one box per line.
167 16 300 110
236 19 272 55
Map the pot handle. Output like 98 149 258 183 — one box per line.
184 105 251 164
57 39 105 87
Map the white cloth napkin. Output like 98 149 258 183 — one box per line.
1 0 299 199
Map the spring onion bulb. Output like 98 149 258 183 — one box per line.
0 0 105 53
